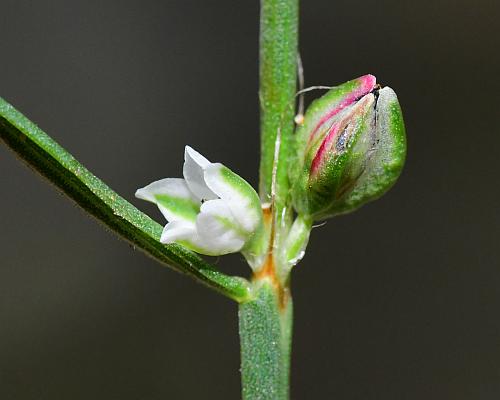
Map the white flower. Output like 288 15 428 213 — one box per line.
136 146 264 257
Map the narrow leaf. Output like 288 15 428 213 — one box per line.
0 97 250 302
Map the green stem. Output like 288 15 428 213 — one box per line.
0 97 250 302
239 0 299 397
259 0 299 212
239 279 293 399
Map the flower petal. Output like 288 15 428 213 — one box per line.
161 216 243 256
135 178 200 223
203 163 262 234
183 146 218 201
195 199 246 254
160 220 214 254
160 220 198 243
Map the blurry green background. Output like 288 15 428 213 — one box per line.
1 0 499 399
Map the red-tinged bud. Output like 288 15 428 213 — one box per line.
290 75 406 220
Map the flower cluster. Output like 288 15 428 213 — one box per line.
136 75 406 266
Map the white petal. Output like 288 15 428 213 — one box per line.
135 178 200 223
183 146 218 201
135 178 192 203
195 199 246 254
203 163 262 233
160 220 213 253
160 220 197 243
161 217 242 256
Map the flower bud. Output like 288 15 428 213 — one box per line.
290 75 406 220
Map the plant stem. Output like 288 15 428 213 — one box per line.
258 0 299 213
239 279 293 400
239 0 299 397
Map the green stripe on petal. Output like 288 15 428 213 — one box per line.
205 163 263 233
135 178 201 224
220 166 262 215
155 194 200 222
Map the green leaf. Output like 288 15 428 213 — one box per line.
0 96 250 302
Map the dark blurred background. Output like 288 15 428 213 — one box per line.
1 0 499 399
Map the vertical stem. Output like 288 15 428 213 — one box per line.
259 0 299 212
239 279 293 400
239 1 298 398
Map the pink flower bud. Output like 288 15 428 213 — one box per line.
290 75 406 219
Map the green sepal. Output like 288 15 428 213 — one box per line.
323 88 406 216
